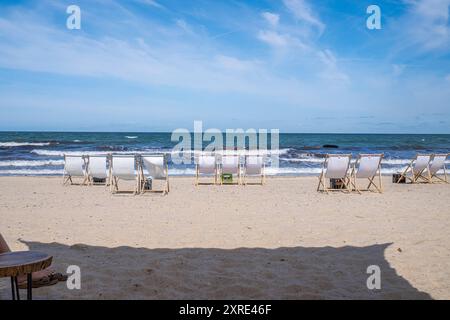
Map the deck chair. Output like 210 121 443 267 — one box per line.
110 155 140 194
140 154 170 194
63 155 88 185
221 153 241 185
243 155 265 185
317 154 352 193
350 154 383 193
86 155 109 186
196 154 218 185
397 154 432 183
427 153 448 183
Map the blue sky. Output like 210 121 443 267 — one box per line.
0 0 449 133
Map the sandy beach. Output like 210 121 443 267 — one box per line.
1 176 449 299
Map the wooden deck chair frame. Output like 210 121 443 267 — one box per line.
243 155 266 185
397 154 432 184
139 154 170 195
110 154 141 195
317 154 352 193
86 155 110 187
220 153 242 185
195 154 219 186
350 154 383 194
62 155 88 185
429 153 449 184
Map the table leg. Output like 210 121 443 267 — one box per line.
10 277 15 300
27 273 32 300
10 276 20 300
15 277 20 300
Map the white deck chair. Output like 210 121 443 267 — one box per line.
140 154 170 194
86 155 109 186
63 155 87 185
351 154 383 193
221 153 241 185
243 155 265 185
196 154 218 185
110 155 140 194
426 153 448 183
397 154 432 183
317 154 352 193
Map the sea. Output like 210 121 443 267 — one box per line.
0 132 449 176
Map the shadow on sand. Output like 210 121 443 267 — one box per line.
0 240 431 299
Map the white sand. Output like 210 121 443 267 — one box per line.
0 176 449 299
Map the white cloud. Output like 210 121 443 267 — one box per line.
392 64 406 77
257 30 288 47
257 30 309 51
137 0 164 9
261 12 280 27
283 0 325 35
0 7 305 100
401 0 450 51
317 50 349 82
175 19 192 33
215 55 259 72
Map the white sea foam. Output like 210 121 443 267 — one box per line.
0 169 63 175
167 168 196 176
279 157 449 166
31 149 167 157
265 167 323 175
125 136 138 139
279 157 324 163
0 142 52 147
31 148 291 157
0 160 64 167
382 159 412 165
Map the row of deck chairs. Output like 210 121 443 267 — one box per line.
196 154 265 185
397 154 448 184
317 153 449 193
63 154 169 195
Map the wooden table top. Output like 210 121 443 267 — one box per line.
0 251 53 277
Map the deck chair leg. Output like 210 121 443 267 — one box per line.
379 171 383 193
427 170 432 184
196 166 199 186
353 177 361 194
343 177 351 193
317 173 324 192
367 179 373 190
398 164 411 184
367 177 381 193
134 178 139 195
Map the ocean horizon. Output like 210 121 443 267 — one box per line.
1 131 449 177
